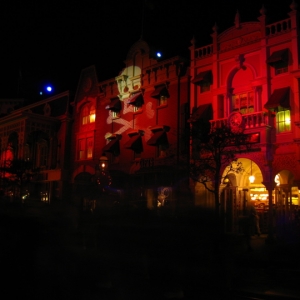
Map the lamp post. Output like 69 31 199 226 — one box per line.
96 155 111 193
249 160 255 184
99 155 108 171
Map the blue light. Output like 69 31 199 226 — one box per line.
46 86 52 92
156 52 162 58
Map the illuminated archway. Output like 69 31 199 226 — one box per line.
274 169 298 207
220 158 266 233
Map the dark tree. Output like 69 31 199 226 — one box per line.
190 122 251 220
0 159 35 201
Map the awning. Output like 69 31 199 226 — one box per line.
192 70 212 85
188 104 212 123
266 49 288 65
127 92 144 105
264 87 290 110
147 130 168 146
102 138 120 155
124 135 143 153
150 85 170 99
105 98 121 111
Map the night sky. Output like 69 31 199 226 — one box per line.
1 0 294 101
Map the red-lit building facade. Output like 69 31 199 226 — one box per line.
71 39 190 207
2 2 300 235
189 2 300 232
0 92 72 202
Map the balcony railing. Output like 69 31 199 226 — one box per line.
266 18 291 37
210 111 271 129
194 44 213 59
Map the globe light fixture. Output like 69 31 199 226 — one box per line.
249 160 255 184
99 155 108 170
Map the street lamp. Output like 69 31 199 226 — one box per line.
99 155 108 170
249 160 255 184
96 154 111 193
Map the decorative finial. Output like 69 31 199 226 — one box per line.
290 0 298 11
235 9 240 29
212 22 218 33
190 36 196 46
260 4 266 16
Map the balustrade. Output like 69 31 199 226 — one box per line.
210 111 269 129
266 18 291 36
194 44 213 59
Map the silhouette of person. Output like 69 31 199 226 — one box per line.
249 204 261 237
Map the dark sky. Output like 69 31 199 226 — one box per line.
0 0 294 101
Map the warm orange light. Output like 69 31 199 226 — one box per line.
249 160 255 183
249 175 255 183
99 155 108 170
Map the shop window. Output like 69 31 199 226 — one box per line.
232 91 254 114
276 109 291 133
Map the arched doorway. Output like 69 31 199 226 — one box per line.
221 158 266 233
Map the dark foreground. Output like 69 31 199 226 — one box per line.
1 200 300 300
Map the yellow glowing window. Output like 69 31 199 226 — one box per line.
232 91 254 114
82 105 96 125
89 106 96 123
133 105 140 113
82 107 89 125
276 110 291 133
112 111 120 118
